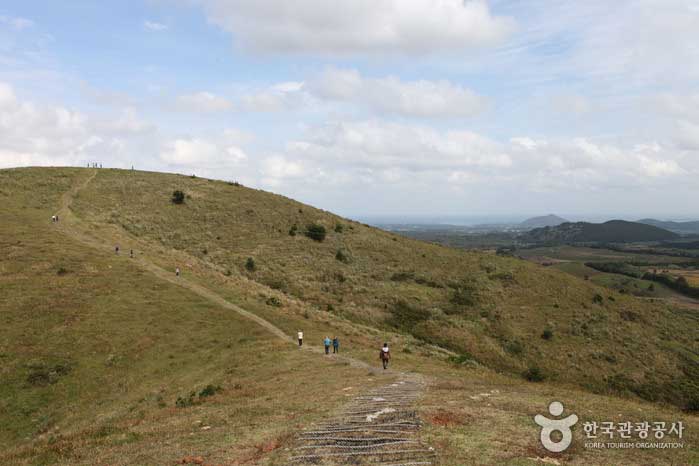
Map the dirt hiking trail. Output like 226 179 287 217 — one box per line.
56 170 437 465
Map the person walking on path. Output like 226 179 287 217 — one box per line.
297 330 303 347
175 267 180 277
130 249 134 258
324 336 331 355
115 245 120 255
332 336 339 354
380 342 391 370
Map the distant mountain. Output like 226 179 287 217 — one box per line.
637 218 699 235
522 220 680 243
520 214 569 229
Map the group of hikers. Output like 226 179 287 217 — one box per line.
297 331 391 369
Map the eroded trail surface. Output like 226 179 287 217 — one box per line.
289 374 436 466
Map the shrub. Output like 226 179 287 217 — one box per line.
523 366 545 382
448 353 475 365
305 224 326 242
451 282 478 306
334 224 344 233
171 190 185 204
175 391 196 408
56 267 69 276
541 328 554 340
199 384 222 398
245 257 256 272
504 340 524 355
288 224 298 236
265 296 282 307
592 293 604 304
335 249 350 263
391 271 415 282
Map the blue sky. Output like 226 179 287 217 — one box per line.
1 0 698 218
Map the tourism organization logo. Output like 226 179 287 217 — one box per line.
534 401 686 452
534 401 578 452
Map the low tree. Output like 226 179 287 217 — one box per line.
245 257 256 272
171 190 185 204
305 224 327 242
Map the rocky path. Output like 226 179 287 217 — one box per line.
288 374 436 466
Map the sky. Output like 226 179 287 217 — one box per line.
1 0 698 219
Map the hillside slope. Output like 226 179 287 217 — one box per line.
522 220 680 243
66 168 698 409
1 167 697 465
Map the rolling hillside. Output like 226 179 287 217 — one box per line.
638 218 699 235
522 220 680 243
1 167 697 465
520 214 569 228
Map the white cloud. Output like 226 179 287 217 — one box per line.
194 0 515 55
175 91 233 112
0 15 34 30
160 138 219 165
144 20 168 31
239 82 308 112
159 131 251 170
306 68 488 118
276 120 693 194
260 155 305 186
0 82 149 168
286 120 511 174
677 120 699 150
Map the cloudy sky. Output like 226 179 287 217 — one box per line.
1 1 698 219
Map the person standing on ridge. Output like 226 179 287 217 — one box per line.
297 330 303 347
332 336 339 354
380 343 391 370
175 267 180 277
324 336 331 355
115 245 120 255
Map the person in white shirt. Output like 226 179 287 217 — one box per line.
297 330 303 347
380 343 391 370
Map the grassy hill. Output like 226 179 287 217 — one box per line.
520 214 569 228
522 220 680 243
1 167 697 465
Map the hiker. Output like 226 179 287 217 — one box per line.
115 245 120 255
130 249 134 258
324 336 331 355
175 267 180 277
380 343 391 370
297 330 303 347
333 336 339 354
55 215 58 222
51 215 56 223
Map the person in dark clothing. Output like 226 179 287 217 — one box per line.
332 337 339 353
380 343 391 370
115 245 119 255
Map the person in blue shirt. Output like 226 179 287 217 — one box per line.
332 336 339 353
323 336 331 355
